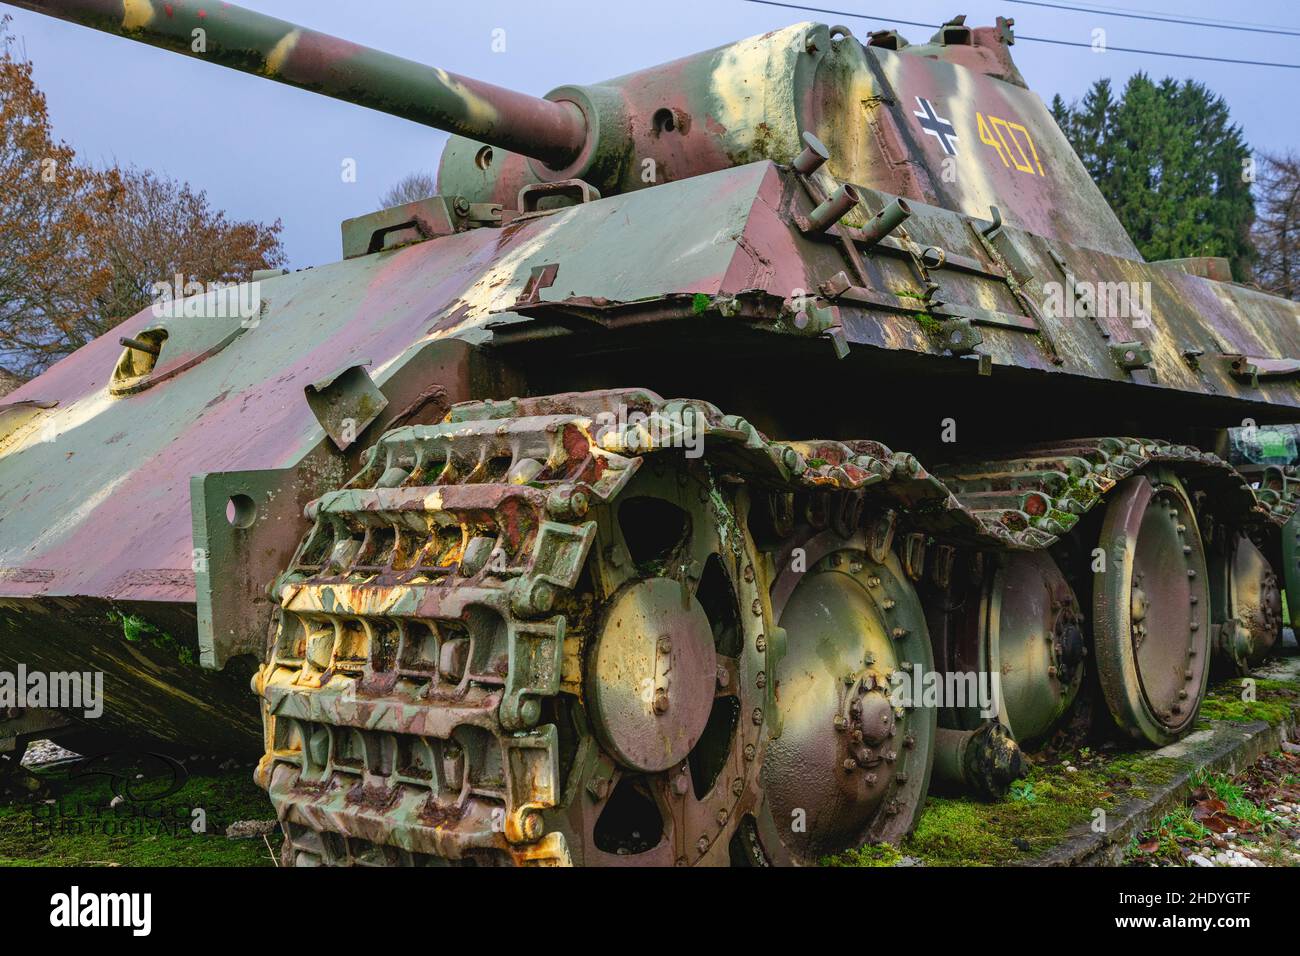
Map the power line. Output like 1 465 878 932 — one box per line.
743 0 1300 69
1025 0 1300 33
1003 0 1300 38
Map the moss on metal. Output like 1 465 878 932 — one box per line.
108 610 196 668
828 668 1300 867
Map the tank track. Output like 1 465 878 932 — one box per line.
255 388 1300 866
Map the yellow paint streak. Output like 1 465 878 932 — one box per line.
947 66 1001 224
433 67 499 131
265 29 302 77
707 24 808 164
121 0 155 30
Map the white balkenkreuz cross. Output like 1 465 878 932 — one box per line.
912 97 959 156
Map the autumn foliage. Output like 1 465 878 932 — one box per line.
0 19 285 378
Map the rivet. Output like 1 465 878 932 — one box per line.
751 707 764 725
756 672 767 689
755 635 767 653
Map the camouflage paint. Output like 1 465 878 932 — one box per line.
1 3 1298 861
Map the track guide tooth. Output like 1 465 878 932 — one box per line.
259 388 1300 866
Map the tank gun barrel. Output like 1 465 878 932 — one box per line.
3 0 589 168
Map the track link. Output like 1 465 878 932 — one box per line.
255 388 1300 865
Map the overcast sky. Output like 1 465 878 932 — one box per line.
6 0 1298 268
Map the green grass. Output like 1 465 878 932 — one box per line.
1197 677 1299 726
1190 769 1281 831
1125 769 1284 865
831 666 1300 867
0 755 278 867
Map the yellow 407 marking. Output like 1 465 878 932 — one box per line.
976 112 1045 176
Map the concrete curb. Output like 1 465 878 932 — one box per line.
1028 658 1300 867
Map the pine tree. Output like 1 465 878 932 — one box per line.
1053 74 1255 280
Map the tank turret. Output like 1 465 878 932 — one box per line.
6 1 1134 259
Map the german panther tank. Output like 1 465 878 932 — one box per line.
2 0 1298 866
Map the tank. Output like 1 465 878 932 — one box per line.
2 0 1298 866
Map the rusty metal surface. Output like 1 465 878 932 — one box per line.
257 390 779 865
980 551 1083 747
1208 532 1283 674
932 723 1024 801
1092 474 1212 745
763 531 935 862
